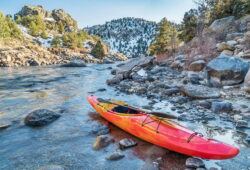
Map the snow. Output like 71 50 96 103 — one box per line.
85 18 158 58
137 69 147 77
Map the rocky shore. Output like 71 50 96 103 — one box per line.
0 41 127 67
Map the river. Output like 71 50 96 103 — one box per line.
0 64 249 170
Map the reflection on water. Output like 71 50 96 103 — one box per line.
0 64 249 170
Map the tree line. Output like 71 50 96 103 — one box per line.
149 0 250 56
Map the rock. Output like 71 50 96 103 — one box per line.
61 60 86 67
188 74 202 85
188 60 206 72
235 120 248 128
106 74 123 85
211 102 233 113
155 83 171 89
209 16 235 33
97 88 106 92
173 96 190 104
93 135 113 150
185 157 205 168
24 109 61 126
106 151 125 160
163 88 180 96
119 138 137 149
244 136 250 144
216 42 235 51
221 50 233 56
39 165 65 170
115 57 153 79
206 55 249 87
180 84 221 99
52 9 77 32
16 5 48 18
27 59 39 66
244 69 250 93
199 101 211 109
0 123 11 130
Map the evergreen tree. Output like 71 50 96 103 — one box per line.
91 40 105 59
29 21 39 37
149 18 178 56
179 9 198 43
51 36 61 48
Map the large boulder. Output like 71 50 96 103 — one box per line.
93 135 113 150
52 9 78 32
24 109 61 126
180 84 221 99
115 57 153 79
244 69 250 92
209 16 235 33
188 60 206 71
61 60 86 67
15 5 49 18
206 55 249 87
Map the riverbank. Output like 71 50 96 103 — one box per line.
0 64 249 170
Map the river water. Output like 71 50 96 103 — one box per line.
0 64 249 170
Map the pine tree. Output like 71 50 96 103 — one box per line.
149 18 176 56
29 21 39 37
51 36 61 48
91 40 105 59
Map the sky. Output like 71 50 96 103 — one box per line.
0 0 196 28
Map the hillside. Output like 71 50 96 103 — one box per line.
0 6 127 67
85 18 158 58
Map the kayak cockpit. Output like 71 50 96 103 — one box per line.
112 105 140 114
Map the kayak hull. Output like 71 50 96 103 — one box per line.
87 95 239 160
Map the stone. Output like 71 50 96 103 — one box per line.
211 102 233 113
119 138 137 149
188 60 206 72
61 60 86 67
106 151 125 160
209 16 235 33
180 84 221 99
206 55 249 87
221 50 233 56
188 74 202 85
244 136 250 144
235 120 248 128
24 109 60 126
216 42 234 51
199 101 211 109
16 5 48 18
93 135 113 150
116 57 153 79
244 69 250 93
39 165 65 170
52 9 77 32
163 88 180 96
185 157 205 168
28 59 39 66
106 74 123 85
227 40 238 46
173 96 190 104
97 88 106 92
0 123 11 130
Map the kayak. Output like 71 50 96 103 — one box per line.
87 95 239 159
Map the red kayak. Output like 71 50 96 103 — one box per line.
87 95 239 159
